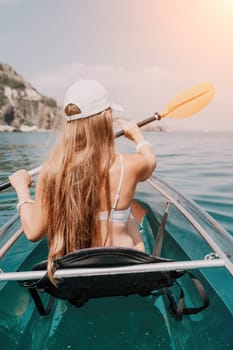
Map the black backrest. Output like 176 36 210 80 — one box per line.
33 246 173 270
32 247 184 305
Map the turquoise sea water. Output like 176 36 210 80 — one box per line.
0 131 232 235
0 131 233 349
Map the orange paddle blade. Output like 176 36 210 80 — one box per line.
160 82 215 119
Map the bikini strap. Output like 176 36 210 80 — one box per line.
112 153 124 210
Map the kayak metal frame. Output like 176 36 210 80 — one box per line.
147 176 233 276
0 226 24 259
0 258 226 282
0 213 19 237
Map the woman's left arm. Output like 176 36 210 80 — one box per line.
9 169 47 241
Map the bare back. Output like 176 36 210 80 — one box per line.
98 152 150 251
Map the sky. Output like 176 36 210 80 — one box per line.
0 0 233 131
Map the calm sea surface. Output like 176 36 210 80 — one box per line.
0 131 233 236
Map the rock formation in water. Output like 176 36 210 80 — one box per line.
0 63 63 131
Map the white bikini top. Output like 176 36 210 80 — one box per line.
98 153 131 223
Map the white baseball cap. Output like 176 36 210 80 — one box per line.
64 79 123 122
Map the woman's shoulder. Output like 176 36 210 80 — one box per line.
121 152 155 181
37 163 53 184
122 152 146 163
121 153 148 170
38 164 49 177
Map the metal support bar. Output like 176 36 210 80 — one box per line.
0 258 225 282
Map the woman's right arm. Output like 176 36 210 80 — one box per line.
123 121 157 181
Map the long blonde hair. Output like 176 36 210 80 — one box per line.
41 106 115 283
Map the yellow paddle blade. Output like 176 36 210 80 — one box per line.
160 82 215 119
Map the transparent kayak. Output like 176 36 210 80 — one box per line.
0 176 232 349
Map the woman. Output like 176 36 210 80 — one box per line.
9 79 156 282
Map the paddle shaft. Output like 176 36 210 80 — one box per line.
114 113 161 138
0 181 14 191
0 116 159 192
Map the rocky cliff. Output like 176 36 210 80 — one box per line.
0 63 63 131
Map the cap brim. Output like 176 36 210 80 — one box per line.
110 102 124 112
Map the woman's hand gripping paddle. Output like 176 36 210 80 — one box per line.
0 82 214 191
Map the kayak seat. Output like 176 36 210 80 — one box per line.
19 246 209 319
